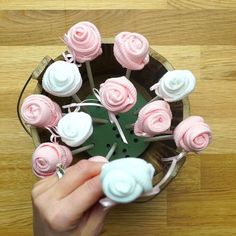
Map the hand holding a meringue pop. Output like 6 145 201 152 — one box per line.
32 157 110 236
26 21 212 235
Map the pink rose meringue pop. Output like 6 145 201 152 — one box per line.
32 142 73 178
64 21 102 63
64 21 102 90
114 32 149 71
174 116 212 153
21 94 62 128
93 76 137 144
99 76 137 114
134 100 172 137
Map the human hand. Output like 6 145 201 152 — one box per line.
32 159 110 236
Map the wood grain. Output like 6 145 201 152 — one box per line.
168 0 236 9
1 0 236 10
0 2 236 236
0 0 167 10
1 10 236 46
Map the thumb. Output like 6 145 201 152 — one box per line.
81 203 112 236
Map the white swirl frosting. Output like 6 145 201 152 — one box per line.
150 70 196 102
100 158 155 203
42 61 82 97
57 112 93 147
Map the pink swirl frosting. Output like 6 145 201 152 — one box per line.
21 94 62 128
134 101 172 137
174 116 212 153
64 21 102 63
32 142 73 178
113 32 149 70
99 76 137 114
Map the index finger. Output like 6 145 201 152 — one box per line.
48 159 105 199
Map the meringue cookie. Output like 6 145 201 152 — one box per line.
114 32 149 70
174 116 212 153
64 21 102 63
150 70 196 102
42 61 82 97
99 76 137 114
57 112 93 147
134 100 172 137
21 94 62 128
32 142 73 178
100 158 155 203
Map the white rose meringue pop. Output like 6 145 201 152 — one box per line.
57 112 93 147
42 61 82 97
150 70 196 102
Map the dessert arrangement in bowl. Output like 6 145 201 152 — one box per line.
17 21 212 207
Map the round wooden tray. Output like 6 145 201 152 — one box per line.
18 40 190 200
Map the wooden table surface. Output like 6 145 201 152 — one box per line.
1 1 236 235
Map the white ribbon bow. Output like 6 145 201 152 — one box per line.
93 88 128 144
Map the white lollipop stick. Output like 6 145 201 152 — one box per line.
161 151 186 162
125 69 131 80
141 158 177 197
71 144 95 155
71 97 108 124
93 88 129 144
85 61 95 91
133 95 161 115
149 95 160 103
92 117 109 124
133 109 140 116
143 134 174 142
108 112 128 144
142 151 187 197
125 123 135 129
105 142 117 160
126 125 172 133
72 94 81 103
63 102 109 124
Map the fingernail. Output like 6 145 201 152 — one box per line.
89 156 108 163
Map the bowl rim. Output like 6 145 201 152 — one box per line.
19 41 190 200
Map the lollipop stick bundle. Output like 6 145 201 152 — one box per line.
18 21 212 206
